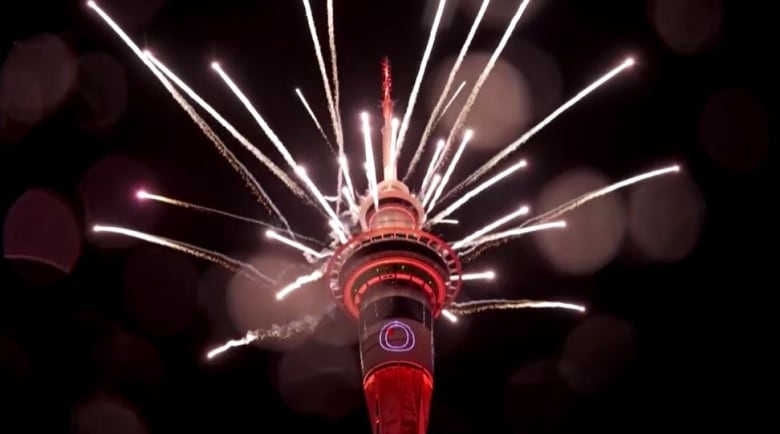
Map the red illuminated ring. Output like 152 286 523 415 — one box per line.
342 256 446 319
326 228 462 315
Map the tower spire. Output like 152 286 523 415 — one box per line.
381 57 396 181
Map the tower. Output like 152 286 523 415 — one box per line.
326 59 462 434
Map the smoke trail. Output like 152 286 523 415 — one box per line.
404 0 489 181
207 315 320 359
92 225 275 283
449 299 586 315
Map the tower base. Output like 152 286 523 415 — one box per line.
364 365 433 434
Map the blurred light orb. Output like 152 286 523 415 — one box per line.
80 155 159 249
698 88 769 170
559 316 636 395
629 173 704 262
648 0 724 54
4 189 81 285
122 246 198 336
71 397 148 434
0 33 76 124
277 344 362 418
427 52 531 150
512 39 564 119
534 169 627 275
226 254 327 352
76 52 128 133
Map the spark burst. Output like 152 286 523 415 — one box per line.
86 0 683 360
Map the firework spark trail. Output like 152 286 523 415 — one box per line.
276 268 326 300
521 165 681 228
265 230 329 260
85 3 286 222
295 166 349 240
436 0 531 174
143 51 305 225
419 139 446 198
427 159 528 225
442 58 636 201
136 190 321 245
207 315 320 359
92 225 275 283
326 0 342 138
404 0 490 180
428 129 473 211
421 174 442 209
295 88 335 155
302 0 342 151
435 81 467 126
459 221 566 252
395 0 448 154
451 204 530 249
449 299 586 315
451 271 495 281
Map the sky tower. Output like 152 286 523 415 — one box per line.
326 59 461 434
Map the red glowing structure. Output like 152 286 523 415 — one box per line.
326 60 461 434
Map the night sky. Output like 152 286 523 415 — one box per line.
0 1 771 433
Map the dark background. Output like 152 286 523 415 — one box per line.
0 0 771 433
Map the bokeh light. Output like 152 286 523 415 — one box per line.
559 316 637 395
4 189 81 285
427 53 531 150
628 173 704 262
0 33 76 125
277 343 363 418
71 396 148 434
80 155 159 249
648 0 724 54
534 169 627 275
122 246 198 336
76 53 128 133
698 88 769 171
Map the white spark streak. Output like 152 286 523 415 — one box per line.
207 315 319 359
329 219 349 244
276 269 325 300
460 221 567 249
421 174 442 209
302 0 342 150
295 166 349 240
338 155 358 206
427 159 528 225
451 205 530 249
450 299 586 315
438 219 459 225
428 129 473 210
451 271 495 281
436 81 467 125
295 87 334 154
441 309 459 323
395 0 448 154
521 165 680 227
405 0 489 179
144 53 306 206
420 139 446 197
92 224 274 283
266 230 328 259
439 0 532 171
446 57 637 197
361 112 379 211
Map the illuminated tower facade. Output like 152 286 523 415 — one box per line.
327 60 462 434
